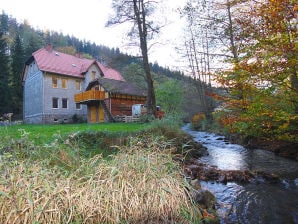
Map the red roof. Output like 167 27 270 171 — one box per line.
32 47 125 81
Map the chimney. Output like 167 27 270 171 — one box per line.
45 44 53 52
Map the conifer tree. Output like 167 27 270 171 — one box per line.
10 30 25 116
0 31 11 115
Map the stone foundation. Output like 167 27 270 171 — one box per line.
24 114 86 124
42 114 86 124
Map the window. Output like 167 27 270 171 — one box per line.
92 71 96 80
52 98 58 108
62 98 68 109
76 103 81 110
52 77 58 88
75 80 81 90
62 78 67 89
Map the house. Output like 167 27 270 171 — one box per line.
22 45 146 124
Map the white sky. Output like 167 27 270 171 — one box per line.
0 0 187 69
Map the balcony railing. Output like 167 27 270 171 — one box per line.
74 90 105 103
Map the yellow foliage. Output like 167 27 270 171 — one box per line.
191 113 206 130
192 113 206 124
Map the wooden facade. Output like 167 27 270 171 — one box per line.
74 78 147 123
109 95 146 117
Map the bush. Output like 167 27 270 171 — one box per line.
72 113 85 123
191 113 207 130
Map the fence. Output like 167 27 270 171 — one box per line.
114 115 140 123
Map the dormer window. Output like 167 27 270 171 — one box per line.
75 80 81 90
92 71 96 80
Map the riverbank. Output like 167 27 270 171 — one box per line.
246 138 298 161
229 134 298 161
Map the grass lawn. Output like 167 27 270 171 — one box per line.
0 122 149 145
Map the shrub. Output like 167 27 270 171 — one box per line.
191 113 207 130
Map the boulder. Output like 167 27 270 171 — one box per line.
191 189 216 209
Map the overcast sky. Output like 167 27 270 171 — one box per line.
0 0 187 69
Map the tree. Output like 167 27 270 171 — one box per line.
10 29 25 116
236 0 297 111
180 1 214 118
122 62 147 90
214 0 298 142
107 0 162 116
0 31 11 114
155 79 184 115
0 11 9 34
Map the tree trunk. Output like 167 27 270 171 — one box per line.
226 0 238 62
133 0 156 116
290 72 298 114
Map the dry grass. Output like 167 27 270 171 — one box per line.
0 136 198 223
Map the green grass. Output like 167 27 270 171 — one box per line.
0 122 149 145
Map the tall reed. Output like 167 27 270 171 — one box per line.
0 135 199 223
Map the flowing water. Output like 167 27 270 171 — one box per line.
182 124 298 224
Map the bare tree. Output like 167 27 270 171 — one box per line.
106 0 162 116
180 1 212 118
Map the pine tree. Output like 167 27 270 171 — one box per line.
0 31 11 115
10 30 25 116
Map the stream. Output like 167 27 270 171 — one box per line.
182 124 298 224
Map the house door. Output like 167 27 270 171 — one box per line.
99 107 104 122
90 106 97 123
89 105 105 123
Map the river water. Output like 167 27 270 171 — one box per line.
182 124 298 224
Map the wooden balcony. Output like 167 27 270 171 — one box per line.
74 90 105 103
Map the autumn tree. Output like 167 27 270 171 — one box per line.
107 0 162 116
214 0 298 142
236 0 298 111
